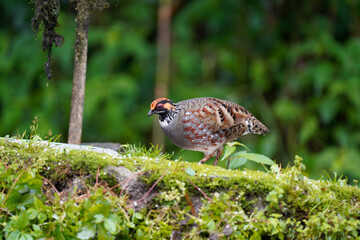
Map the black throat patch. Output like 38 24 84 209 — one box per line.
159 107 179 125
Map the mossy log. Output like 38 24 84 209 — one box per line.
0 138 359 239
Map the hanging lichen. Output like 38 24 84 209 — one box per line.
31 0 109 82
31 0 65 81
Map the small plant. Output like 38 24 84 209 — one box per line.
12 117 61 143
14 116 40 141
221 141 275 169
323 170 346 184
122 144 172 159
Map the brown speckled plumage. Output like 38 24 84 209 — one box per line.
148 97 269 165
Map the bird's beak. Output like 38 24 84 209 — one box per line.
147 109 155 117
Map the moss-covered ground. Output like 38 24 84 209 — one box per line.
0 138 359 239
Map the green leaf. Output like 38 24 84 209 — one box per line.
206 220 216 231
185 168 196 176
27 208 38 220
19 233 33 240
33 197 44 209
55 224 66 240
7 231 21 240
234 152 275 165
250 232 262 240
128 208 134 216
77 225 96 240
126 222 135 228
94 214 105 223
134 212 143 219
32 224 41 232
227 142 251 151
136 228 144 238
98 225 113 240
16 212 30 231
221 144 236 161
228 155 247 170
104 218 117 234
38 212 47 223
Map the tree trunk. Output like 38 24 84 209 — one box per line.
68 0 90 144
152 0 172 148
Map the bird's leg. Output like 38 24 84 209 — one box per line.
198 147 224 165
212 147 224 166
198 151 216 164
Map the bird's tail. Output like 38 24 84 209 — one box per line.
243 116 269 136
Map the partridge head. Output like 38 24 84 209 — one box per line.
148 97 269 166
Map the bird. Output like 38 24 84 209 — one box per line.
148 97 269 166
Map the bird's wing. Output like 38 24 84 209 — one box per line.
185 98 249 132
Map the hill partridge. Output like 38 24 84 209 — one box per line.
148 97 269 166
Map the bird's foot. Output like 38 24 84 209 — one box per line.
212 147 224 166
198 147 224 166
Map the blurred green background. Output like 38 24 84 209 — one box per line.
1 0 360 181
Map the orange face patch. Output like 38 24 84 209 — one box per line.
150 98 170 110
163 102 175 110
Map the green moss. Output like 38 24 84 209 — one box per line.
0 138 359 239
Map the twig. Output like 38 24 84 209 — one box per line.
0 207 13 216
0 159 8 171
184 191 197 216
135 169 167 205
118 177 133 197
43 176 60 196
108 170 155 194
2 170 25 205
80 175 90 194
186 177 212 202
96 165 100 186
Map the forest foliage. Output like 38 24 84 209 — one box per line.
0 0 359 180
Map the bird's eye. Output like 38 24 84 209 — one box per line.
156 103 164 110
